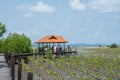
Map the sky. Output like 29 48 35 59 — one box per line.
0 0 120 44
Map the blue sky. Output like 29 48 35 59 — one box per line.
0 0 120 44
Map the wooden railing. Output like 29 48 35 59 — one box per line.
10 56 33 80
4 50 77 80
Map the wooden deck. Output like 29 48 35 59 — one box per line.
0 55 11 80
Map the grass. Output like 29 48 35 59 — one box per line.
77 47 120 56
14 47 120 80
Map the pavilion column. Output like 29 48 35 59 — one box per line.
64 43 65 52
57 43 59 48
47 43 49 49
48 43 50 49
42 43 44 52
38 43 40 52
40 43 42 52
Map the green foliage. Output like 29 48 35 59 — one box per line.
58 78 64 80
0 39 4 53
46 50 55 60
28 56 58 78
0 22 6 53
21 59 32 72
0 22 6 37
46 69 57 76
4 33 32 54
27 47 120 80
28 51 120 80
110 43 118 48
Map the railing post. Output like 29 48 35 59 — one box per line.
33 54 36 60
27 72 33 80
18 62 22 80
10 56 15 80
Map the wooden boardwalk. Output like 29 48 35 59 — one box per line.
0 55 11 80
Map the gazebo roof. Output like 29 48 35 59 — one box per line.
36 35 68 43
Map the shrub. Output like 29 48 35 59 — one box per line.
0 39 4 53
4 33 32 54
110 43 118 48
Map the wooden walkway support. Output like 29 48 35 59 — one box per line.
27 72 33 80
9 55 34 80
18 62 22 80
10 56 15 80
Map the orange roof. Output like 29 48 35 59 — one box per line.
36 35 68 43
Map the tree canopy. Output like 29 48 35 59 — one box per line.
0 39 4 53
4 33 32 54
0 22 6 37
110 43 118 48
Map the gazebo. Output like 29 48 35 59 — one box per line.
35 35 69 53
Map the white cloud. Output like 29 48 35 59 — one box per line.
89 0 120 13
69 0 86 11
30 2 55 13
17 1 55 17
23 13 33 18
18 2 55 13
69 0 120 13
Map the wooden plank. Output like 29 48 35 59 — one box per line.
0 56 11 80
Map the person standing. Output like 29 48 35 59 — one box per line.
68 45 71 51
44 47 48 52
53 45 57 53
